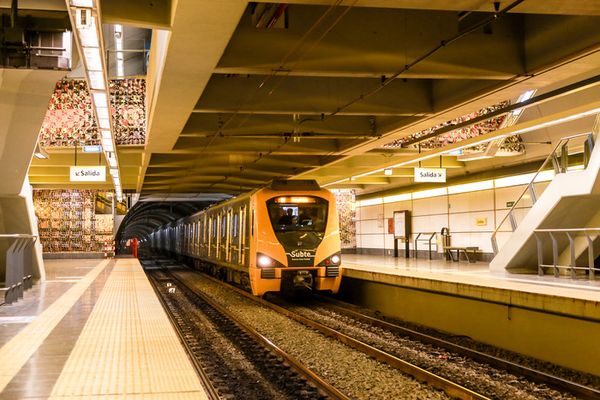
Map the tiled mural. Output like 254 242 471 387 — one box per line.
39 78 146 147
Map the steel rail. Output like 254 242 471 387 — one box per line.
167 271 351 400
315 295 600 400
199 273 489 400
147 272 222 400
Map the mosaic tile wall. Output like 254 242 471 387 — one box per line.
39 78 146 147
333 189 356 249
384 102 512 151
33 189 114 253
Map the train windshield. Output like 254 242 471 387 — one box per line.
267 196 328 233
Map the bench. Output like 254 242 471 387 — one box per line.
445 246 479 263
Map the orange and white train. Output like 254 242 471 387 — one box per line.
145 180 342 296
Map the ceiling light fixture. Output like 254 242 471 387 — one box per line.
384 168 393 176
66 0 122 199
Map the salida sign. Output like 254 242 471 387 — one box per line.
70 166 106 182
414 167 446 183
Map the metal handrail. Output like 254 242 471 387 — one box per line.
414 232 437 259
491 132 594 254
534 228 600 279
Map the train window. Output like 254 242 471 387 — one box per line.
232 212 239 237
213 216 218 239
221 213 227 238
267 196 328 233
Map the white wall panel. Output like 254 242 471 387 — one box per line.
359 234 385 249
449 211 495 232
412 215 448 233
360 219 384 234
412 196 448 216
495 185 532 209
384 200 412 218
448 189 494 213
361 204 384 220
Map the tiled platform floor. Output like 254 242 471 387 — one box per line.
0 258 208 399
342 254 600 301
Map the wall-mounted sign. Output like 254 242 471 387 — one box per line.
506 201 515 208
393 210 410 239
82 145 102 153
70 166 106 182
475 217 488 226
414 167 446 183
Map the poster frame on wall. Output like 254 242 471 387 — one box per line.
392 210 411 258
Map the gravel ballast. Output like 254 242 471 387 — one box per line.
173 269 451 400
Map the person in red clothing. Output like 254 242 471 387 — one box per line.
130 238 139 258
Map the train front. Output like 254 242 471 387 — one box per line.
251 187 342 296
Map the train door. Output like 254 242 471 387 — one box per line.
194 219 200 256
200 215 206 258
216 213 222 260
219 212 226 260
226 209 232 262
207 216 212 257
231 210 239 265
240 205 247 266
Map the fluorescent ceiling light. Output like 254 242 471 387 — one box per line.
96 107 109 120
448 180 494 194
82 145 102 153
83 47 102 71
98 118 110 129
92 92 108 108
358 197 382 207
70 0 94 7
88 71 105 90
457 154 493 162
412 187 448 199
107 155 118 168
102 139 114 152
383 193 411 203
77 20 98 47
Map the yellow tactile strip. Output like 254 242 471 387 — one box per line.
0 259 111 392
49 259 207 399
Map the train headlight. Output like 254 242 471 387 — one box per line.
257 254 274 268
319 253 341 266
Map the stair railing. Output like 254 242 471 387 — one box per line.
491 132 595 255
534 228 599 279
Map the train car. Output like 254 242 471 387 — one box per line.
146 180 342 296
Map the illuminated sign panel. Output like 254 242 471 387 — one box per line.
70 166 106 182
414 167 446 183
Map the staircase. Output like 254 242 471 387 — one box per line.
490 119 600 278
0 69 64 303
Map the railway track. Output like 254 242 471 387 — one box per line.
311 294 600 400
196 270 600 400
146 265 349 400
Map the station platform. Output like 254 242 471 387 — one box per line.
0 258 208 399
340 254 600 375
342 254 600 317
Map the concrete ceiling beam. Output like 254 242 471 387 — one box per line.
195 75 434 116
218 6 525 80
101 0 173 28
251 0 600 16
